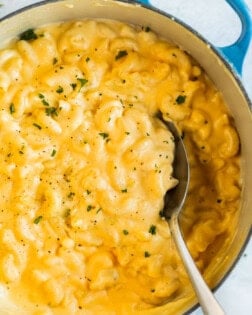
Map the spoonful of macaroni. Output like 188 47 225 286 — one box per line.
161 118 225 315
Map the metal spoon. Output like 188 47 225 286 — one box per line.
161 118 225 315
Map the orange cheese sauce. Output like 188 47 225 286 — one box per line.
0 20 240 315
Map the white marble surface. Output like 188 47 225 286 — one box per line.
0 1 251 314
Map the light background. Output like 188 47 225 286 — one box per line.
0 1 251 314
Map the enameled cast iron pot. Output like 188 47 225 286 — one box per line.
0 0 251 314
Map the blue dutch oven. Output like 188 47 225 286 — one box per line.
0 0 251 314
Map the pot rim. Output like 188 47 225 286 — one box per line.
1 0 251 109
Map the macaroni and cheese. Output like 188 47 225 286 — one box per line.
0 19 241 314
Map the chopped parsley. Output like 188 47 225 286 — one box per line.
45 107 58 117
38 94 49 106
175 95 186 104
77 78 88 90
56 86 64 94
9 103 15 114
115 50 128 60
148 225 157 235
34 215 43 224
123 229 129 235
19 28 38 41
53 57 58 65
96 207 102 214
144 251 151 257
86 57 90 62
87 205 94 212
51 149 57 157
38 93 45 99
99 132 109 139
33 123 42 130
42 99 49 106
121 188 128 193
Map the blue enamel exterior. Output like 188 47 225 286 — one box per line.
136 0 252 76
218 0 252 75
135 0 150 4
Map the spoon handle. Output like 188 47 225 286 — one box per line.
170 215 225 315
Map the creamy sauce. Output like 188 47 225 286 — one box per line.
0 20 241 314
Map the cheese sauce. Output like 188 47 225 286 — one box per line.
0 20 241 314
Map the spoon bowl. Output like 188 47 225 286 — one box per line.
163 120 189 219
160 117 225 315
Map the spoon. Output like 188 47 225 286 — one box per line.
160 118 225 315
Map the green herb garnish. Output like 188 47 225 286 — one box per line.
148 225 157 235
144 251 151 257
34 215 43 224
115 50 128 60
38 94 49 106
42 99 49 106
121 188 128 193
56 86 64 94
20 29 38 41
175 95 186 104
99 132 109 139
51 149 57 157
87 205 94 212
123 229 129 235
33 123 42 130
77 78 88 90
45 107 58 117
96 207 102 214
9 103 15 114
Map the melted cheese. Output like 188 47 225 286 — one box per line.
0 20 241 315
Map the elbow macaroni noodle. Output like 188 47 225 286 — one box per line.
0 19 241 314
